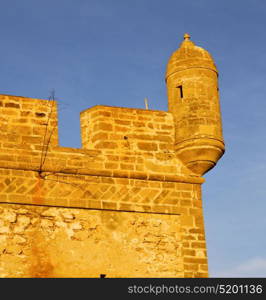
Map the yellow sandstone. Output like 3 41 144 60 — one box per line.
0 34 224 277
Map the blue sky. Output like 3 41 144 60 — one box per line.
0 0 266 277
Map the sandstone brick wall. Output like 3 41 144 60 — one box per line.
0 94 208 278
0 94 58 149
81 105 175 152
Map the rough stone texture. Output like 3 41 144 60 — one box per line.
0 204 185 278
0 34 224 277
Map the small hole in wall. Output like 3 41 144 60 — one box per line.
100 274 106 278
35 112 46 118
124 136 128 140
177 85 183 98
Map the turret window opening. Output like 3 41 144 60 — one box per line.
177 85 183 98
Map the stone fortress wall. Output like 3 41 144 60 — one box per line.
0 34 224 278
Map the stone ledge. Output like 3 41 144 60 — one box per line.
0 168 201 213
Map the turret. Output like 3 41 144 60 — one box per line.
166 34 225 175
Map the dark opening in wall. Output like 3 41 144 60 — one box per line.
177 85 183 98
35 112 46 118
100 274 106 278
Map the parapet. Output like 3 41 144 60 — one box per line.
0 94 58 149
80 105 175 152
0 94 204 211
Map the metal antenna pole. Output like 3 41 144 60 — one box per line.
144 98 149 110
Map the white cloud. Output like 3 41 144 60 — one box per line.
212 257 266 277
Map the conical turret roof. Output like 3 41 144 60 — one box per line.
166 34 218 80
